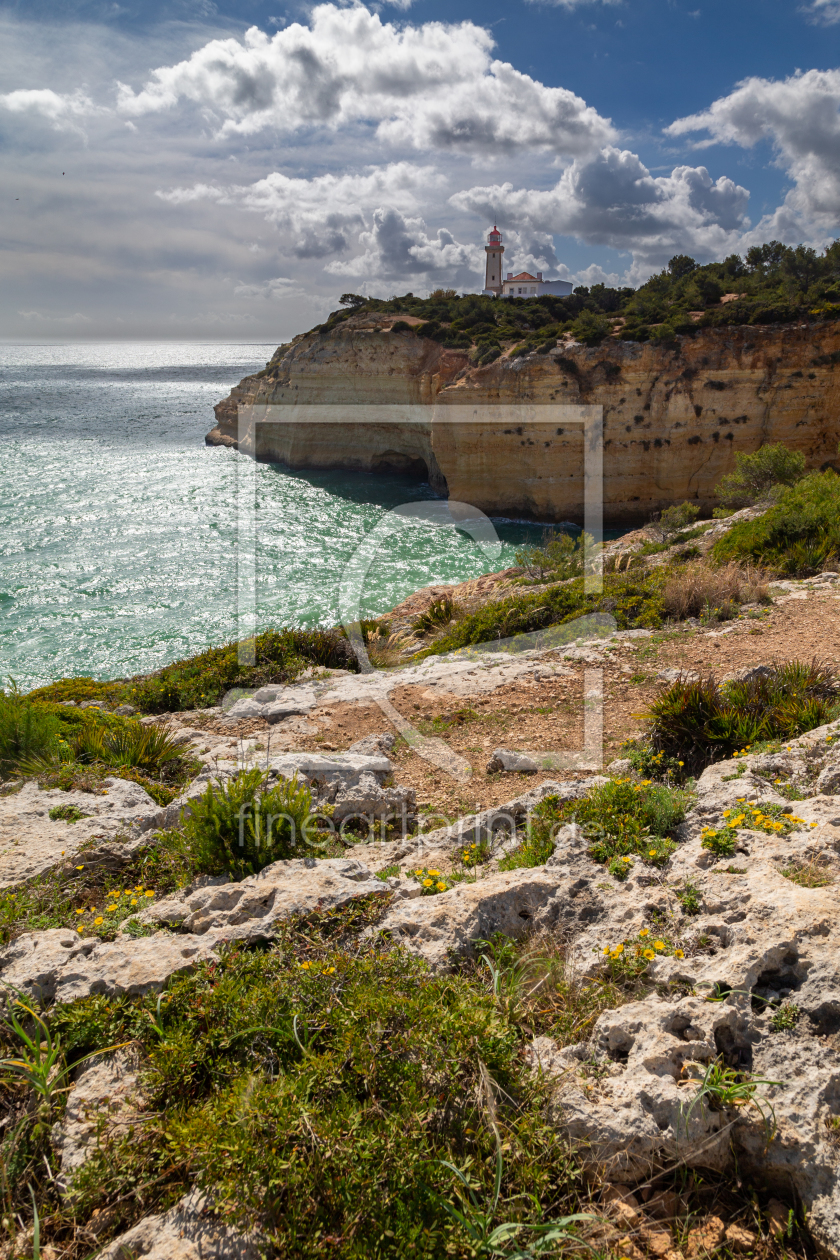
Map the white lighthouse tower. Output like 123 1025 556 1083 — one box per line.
483 225 504 295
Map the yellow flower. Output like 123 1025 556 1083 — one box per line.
642 949 655 960
613 943 624 954
300 960 312 969
678 761 684 766
77 926 84 934
811 822 818 828
145 890 154 897
436 882 447 891
603 946 610 955
653 940 666 950
428 869 440 876
326 966 335 974
94 916 103 926
622 856 631 863
106 905 117 913
674 949 685 959
76 865 84 870
639 927 650 936
723 810 731 817
131 899 137 906
423 879 433 887
648 849 657 857
75 908 84 915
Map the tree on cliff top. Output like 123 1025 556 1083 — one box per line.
716 443 807 509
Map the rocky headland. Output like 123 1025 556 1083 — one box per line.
209 314 840 524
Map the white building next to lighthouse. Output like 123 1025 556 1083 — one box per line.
481 226 573 299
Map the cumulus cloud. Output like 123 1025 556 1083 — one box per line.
158 162 437 258
451 146 750 275
116 4 615 156
0 88 99 131
667 69 840 241
322 207 482 289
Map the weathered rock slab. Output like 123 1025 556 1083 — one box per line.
54 1046 145 1191
0 779 162 890
94 1188 264 1259
140 857 388 936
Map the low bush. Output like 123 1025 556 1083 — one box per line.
715 443 806 510
501 778 689 873
9 937 592 1258
514 530 592 584
29 626 359 715
658 501 701 539
422 570 667 655
661 560 768 621
183 769 316 878
643 660 840 772
51 721 186 776
712 470 840 576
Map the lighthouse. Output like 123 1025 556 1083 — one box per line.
484 225 504 296
480 225 573 298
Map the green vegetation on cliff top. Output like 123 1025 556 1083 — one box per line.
277 239 840 354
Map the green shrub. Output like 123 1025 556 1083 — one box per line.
643 660 840 772
658 501 701 538
76 722 186 774
48 803 88 823
26 676 123 706
515 531 592 583
0 689 62 779
715 442 806 510
570 309 610 345
19 718 188 782
183 769 314 878
712 470 840 575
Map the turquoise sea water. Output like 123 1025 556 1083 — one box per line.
0 342 583 692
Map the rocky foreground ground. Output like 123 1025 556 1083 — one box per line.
2 571 840 1258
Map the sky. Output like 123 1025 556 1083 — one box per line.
1 0 838 340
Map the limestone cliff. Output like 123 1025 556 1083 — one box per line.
209 314 840 526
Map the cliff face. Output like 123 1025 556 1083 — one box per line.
209 315 840 525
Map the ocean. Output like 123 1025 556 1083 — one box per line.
0 342 581 692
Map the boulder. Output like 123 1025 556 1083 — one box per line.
0 928 221 1006
816 760 840 795
225 685 318 721
160 754 395 829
